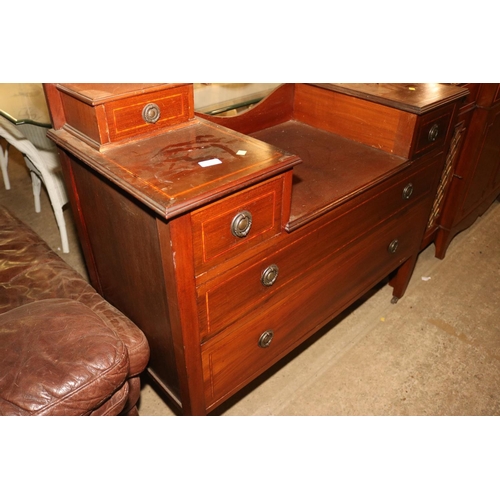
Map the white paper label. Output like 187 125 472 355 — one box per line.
198 158 222 168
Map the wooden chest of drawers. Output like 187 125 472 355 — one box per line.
45 83 467 415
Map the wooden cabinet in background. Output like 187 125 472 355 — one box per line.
423 84 500 258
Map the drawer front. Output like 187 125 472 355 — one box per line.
191 175 287 274
412 104 454 158
201 202 430 409
197 158 438 341
104 85 193 143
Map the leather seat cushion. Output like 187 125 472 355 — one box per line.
0 299 129 416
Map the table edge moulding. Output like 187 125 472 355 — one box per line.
44 83 468 415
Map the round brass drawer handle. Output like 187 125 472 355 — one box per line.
258 330 274 348
261 264 279 287
428 123 439 142
402 183 414 200
231 210 252 238
142 103 161 124
388 239 399 254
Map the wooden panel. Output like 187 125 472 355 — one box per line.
67 157 181 400
194 83 295 134
43 83 66 130
317 83 469 114
476 84 500 107
292 83 417 157
460 105 500 218
60 91 103 145
157 215 207 415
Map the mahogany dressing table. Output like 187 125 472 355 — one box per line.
44 83 468 415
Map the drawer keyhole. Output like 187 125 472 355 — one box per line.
231 210 253 238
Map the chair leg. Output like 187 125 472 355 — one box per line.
0 143 10 190
25 157 70 253
52 205 70 253
30 171 42 213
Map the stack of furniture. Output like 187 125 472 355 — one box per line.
43 83 468 415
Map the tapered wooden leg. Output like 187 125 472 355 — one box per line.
389 255 418 302
434 227 453 260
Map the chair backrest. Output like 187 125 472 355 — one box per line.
0 115 49 174
16 123 55 151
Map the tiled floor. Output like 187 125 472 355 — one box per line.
2 144 500 416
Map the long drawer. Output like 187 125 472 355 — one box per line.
197 157 439 342
201 200 430 409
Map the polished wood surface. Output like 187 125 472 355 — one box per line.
45 83 467 415
317 83 469 114
251 121 409 230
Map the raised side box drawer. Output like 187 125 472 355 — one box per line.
412 104 454 157
191 174 288 275
56 83 194 148
104 86 193 143
201 201 430 409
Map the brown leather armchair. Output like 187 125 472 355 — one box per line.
0 205 150 415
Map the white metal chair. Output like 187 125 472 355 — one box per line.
0 115 69 253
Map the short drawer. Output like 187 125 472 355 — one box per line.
57 83 194 148
103 85 193 143
412 104 454 157
191 174 287 274
197 156 440 341
201 201 430 409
